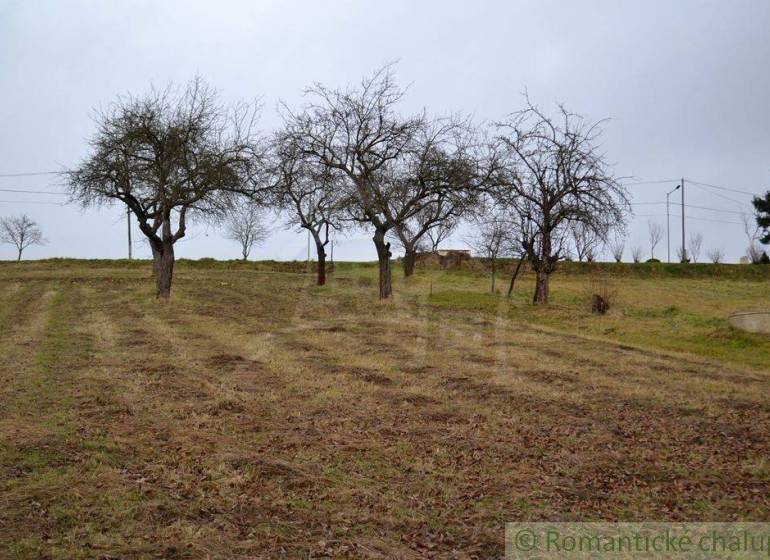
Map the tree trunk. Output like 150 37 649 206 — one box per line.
316 242 327 286
155 241 175 299
402 246 417 277
151 244 160 278
490 259 496 293
17 248 22 261
373 229 392 299
533 230 553 305
506 258 525 297
533 268 549 305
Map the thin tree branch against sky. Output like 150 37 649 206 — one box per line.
1 0 769 261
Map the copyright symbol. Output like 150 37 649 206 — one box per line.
514 529 538 551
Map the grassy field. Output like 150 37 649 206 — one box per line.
0 260 769 558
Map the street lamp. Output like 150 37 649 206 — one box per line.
666 184 681 263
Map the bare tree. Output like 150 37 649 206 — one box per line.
707 247 724 264
224 199 269 260
68 78 261 298
272 133 343 285
676 245 690 263
647 221 664 260
399 120 487 278
743 211 764 263
630 246 643 263
0 214 45 260
570 222 603 263
491 98 628 304
391 146 480 277
282 68 487 297
389 224 427 274
425 216 457 252
688 232 704 263
467 211 512 293
609 234 625 263
280 68 418 298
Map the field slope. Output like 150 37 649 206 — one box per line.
0 261 769 558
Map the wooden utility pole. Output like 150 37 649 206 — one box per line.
667 192 671 263
666 183 680 263
680 177 686 262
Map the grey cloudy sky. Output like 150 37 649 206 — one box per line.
1 0 769 262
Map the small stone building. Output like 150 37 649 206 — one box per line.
414 249 471 269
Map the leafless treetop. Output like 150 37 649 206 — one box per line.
0 214 45 260
68 77 263 245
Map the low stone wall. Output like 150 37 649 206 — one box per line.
728 311 770 335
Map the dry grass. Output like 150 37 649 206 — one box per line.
0 261 769 558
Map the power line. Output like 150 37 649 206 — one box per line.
633 212 743 226
0 171 63 178
687 179 761 197
0 199 67 205
631 201 747 215
671 202 747 216
623 178 763 196
0 188 67 195
688 182 746 205
621 179 680 186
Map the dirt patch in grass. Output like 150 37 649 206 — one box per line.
388 392 440 406
353 369 393 386
441 375 512 401
464 353 499 366
205 353 249 368
400 364 435 374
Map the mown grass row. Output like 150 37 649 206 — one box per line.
3 257 770 281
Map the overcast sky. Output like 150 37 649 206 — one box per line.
1 0 769 262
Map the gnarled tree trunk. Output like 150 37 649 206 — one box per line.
402 245 417 277
533 268 549 304
316 242 327 286
531 232 553 305
151 243 160 278
155 240 175 299
373 229 392 299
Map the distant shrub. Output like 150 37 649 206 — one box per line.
587 277 617 315
707 248 723 264
592 294 609 314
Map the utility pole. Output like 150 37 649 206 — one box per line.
666 184 680 263
127 207 132 260
680 177 686 263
